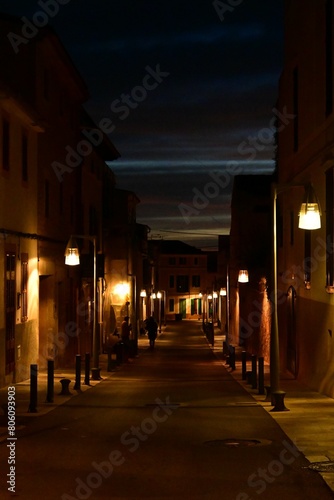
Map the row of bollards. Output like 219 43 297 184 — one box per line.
241 351 288 412
224 343 236 370
242 352 265 396
28 353 93 413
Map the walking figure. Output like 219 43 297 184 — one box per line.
145 316 158 350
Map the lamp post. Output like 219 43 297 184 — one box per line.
140 289 147 321
219 287 226 332
157 291 162 332
65 234 100 380
151 291 156 317
271 183 321 411
213 291 218 324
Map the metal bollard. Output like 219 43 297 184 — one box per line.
251 354 257 389
28 364 38 413
84 353 90 385
229 346 235 371
242 351 247 380
258 357 265 395
46 359 54 403
59 378 72 395
74 354 81 390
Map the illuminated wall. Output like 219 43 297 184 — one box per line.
277 1 334 395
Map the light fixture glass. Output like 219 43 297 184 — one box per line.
152 292 156 299
213 291 218 299
238 270 249 283
140 289 147 297
208 294 213 300
298 185 321 230
64 236 80 266
220 287 227 296
157 291 162 299
114 282 130 298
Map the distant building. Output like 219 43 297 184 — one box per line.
229 175 272 360
148 240 217 321
103 187 149 345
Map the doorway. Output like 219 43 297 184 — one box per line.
286 286 297 376
179 298 186 319
5 251 16 376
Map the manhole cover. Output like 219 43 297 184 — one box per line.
307 462 334 472
145 403 180 408
204 438 271 448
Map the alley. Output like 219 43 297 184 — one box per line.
1 321 333 499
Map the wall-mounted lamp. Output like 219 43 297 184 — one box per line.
220 288 227 296
64 236 80 265
140 289 147 297
298 184 321 230
238 270 249 283
114 282 130 299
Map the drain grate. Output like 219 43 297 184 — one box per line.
204 438 271 448
307 461 334 472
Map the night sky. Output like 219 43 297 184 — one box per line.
1 0 284 249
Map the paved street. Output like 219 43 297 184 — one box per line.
1 320 334 499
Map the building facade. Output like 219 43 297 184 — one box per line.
277 0 334 396
228 175 272 362
0 15 146 387
148 240 216 322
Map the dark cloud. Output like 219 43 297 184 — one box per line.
0 0 284 248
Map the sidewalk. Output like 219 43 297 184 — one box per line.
0 333 154 442
210 325 334 493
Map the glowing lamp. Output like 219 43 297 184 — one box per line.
298 185 321 230
238 270 249 283
64 236 80 265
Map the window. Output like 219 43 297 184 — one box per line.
290 211 294 246
293 66 299 152
192 275 200 287
326 168 334 289
304 231 311 287
43 69 50 100
70 195 74 225
168 257 176 265
2 116 10 170
176 275 189 293
169 299 174 312
326 0 333 116
179 257 186 265
169 275 175 288
5 251 15 375
59 91 65 116
45 180 49 217
59 183 63 215
22 129 28 182
21 253 28 321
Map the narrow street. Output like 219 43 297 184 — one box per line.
1 321 333 499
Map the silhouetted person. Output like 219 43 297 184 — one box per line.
145 316 158 349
